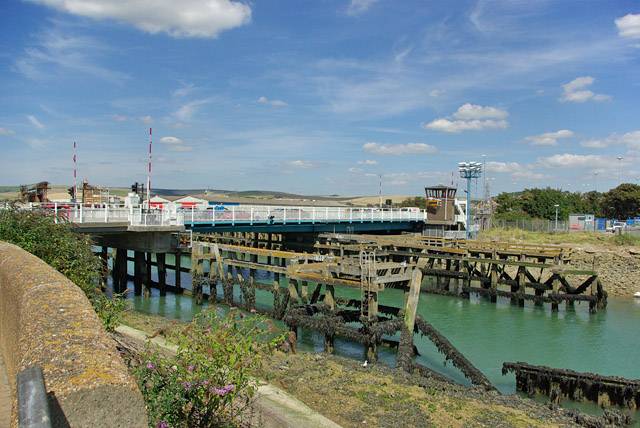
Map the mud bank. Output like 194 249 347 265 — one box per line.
570 247 640 298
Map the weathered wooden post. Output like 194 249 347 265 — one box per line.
144 252 152 298
191 243 204 305
396 268 422 371
517 254 526 307
324 284 335 354
551 274 560 312
157 252 166 296
134 251 144 295
175 250 182 291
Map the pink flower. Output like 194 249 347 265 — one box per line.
146 363 154 370
250 309 256 313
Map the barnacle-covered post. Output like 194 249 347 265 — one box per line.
396 268 422 371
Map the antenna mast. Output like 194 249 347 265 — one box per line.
147 128 152 210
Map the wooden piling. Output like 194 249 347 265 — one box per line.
157 253 166 296
396 268 422 371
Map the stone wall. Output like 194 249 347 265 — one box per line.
0 241 147 427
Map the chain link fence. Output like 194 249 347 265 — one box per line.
487 219 569 233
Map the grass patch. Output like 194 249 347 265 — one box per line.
478 228 628 247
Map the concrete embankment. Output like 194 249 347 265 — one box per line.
0 241 147 427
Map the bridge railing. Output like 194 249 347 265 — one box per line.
181 205 427 224
17 203 428 227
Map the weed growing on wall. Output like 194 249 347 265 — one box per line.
129 307 289 428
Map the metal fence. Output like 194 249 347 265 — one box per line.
488 219 569 233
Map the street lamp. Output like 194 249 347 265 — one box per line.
617 156 623 186
459 161 483 239
594 172 598 191
554 204 559 231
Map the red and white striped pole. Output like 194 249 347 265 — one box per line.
147 128 152 210
73 141 77 201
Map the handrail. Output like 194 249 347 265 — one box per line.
14 203 431 228
17 366 54 428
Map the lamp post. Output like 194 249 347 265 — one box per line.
594 172 598 191
482 154 486 213
459 161 483 240
554 204 559 231
617 156 623 186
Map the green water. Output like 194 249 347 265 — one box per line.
117 252 640 422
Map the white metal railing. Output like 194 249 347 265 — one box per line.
19 203 428 228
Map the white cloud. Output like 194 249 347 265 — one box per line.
172 122 192 129
282 160 326 169
536 153 605 169
363 142 438 155
0 128 16 136
346 0 379 16
579 131 640 150
347 167 363 174
429 88 446 97
559 76 611 103
619 131 640 149
615 13 640 39
363 173 378 178
111 114 154 124
452 103 508 120
159 136 183 145
27 115 44 130
422 118 508 133
139 116 154 125
166 145 193 152
486 161 522 174
422 104 509 133
175 98 212 121
522 129 574 147
257 96 288 106
16 29 127 82
357 160 378 165
580 138 610 149
28 0 251 38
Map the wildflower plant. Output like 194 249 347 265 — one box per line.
131 307 288 428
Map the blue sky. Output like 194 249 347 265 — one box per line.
1 0 639 197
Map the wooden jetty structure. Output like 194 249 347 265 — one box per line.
99 230 606 391
503 362 640 410
107 231 491 390
314 233 607 313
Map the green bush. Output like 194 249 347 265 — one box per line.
0 206 128 331
130 307 288 428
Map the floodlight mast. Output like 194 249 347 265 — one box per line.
459 161 483 239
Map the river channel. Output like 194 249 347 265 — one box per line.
116 252 640 423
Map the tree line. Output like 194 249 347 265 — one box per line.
398 184 640 221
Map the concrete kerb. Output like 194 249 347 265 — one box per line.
115 325 344 428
